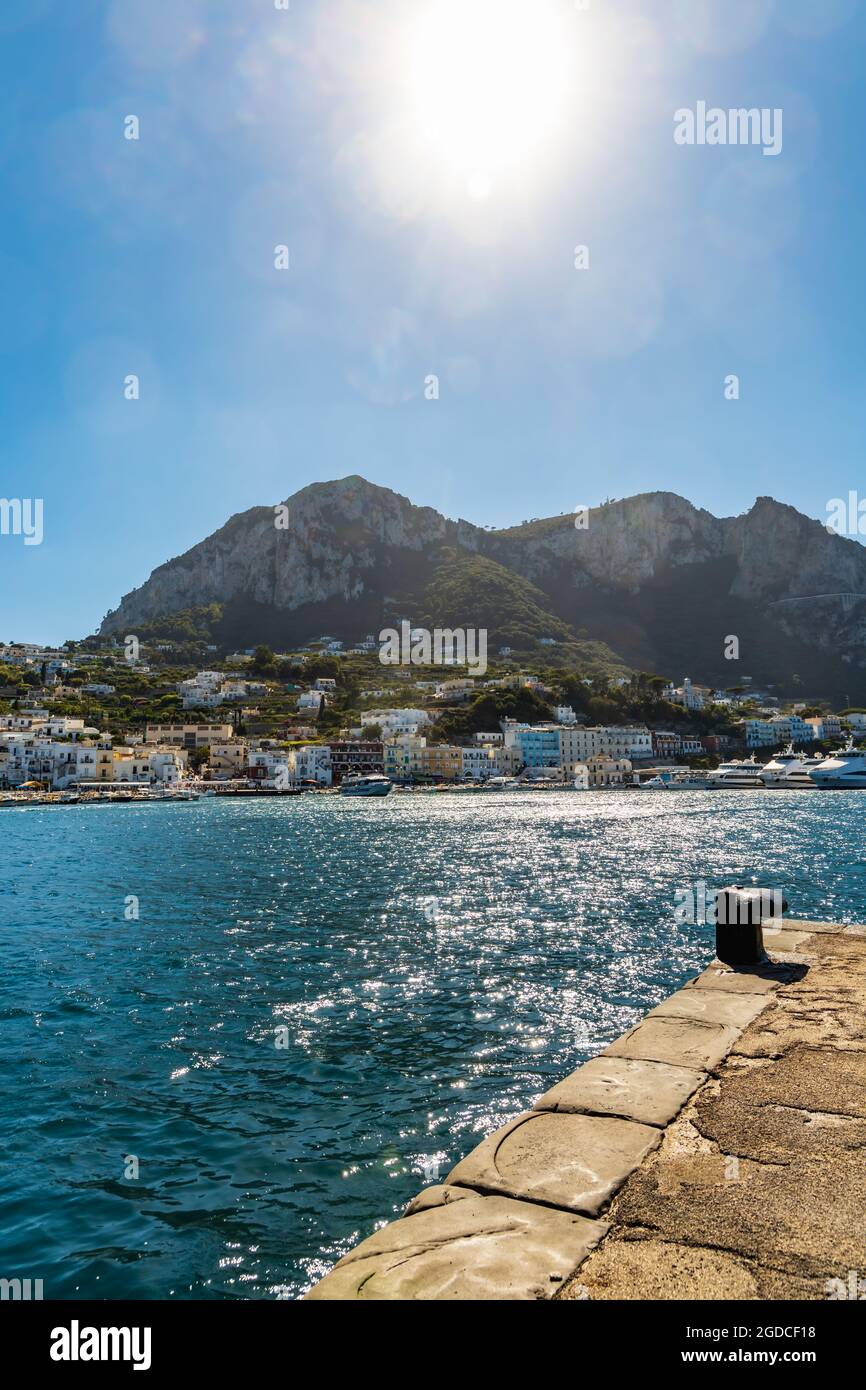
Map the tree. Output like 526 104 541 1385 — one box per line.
251 645 277 675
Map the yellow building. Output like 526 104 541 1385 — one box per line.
383 737 464 782
383 736 427 780
419 744 463 781
210 741 248 774
587 754 633 788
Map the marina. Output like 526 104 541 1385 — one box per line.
8 738 866 807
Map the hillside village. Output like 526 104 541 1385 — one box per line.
0 634 862 794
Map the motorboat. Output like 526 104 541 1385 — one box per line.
340 774 393 798
640 770 713 790
706 757 765 788
808 737 866 789
760 743 823 788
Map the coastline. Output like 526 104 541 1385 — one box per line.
307 916 866 1301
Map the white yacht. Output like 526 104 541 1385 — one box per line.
340 773 392 798
760 744 823 788
706 756 765 789
808 738 866 789
640 770 713 790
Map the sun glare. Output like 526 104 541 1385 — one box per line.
404 0 573 199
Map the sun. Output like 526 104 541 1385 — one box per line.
403 0 573 199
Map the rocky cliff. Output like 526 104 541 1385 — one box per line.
99 476 866 699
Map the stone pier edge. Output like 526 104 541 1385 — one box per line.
305 919 863 1300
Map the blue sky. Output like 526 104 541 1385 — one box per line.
2 0 865 644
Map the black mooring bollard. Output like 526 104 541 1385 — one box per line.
714 885 789 967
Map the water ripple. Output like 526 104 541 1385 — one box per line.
0 789 862 1298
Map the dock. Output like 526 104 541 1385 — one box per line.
306 914 866 1300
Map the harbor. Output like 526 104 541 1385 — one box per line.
6 753 866 807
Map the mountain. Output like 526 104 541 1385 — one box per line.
98 477 866 700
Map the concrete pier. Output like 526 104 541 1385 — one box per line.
306 919 866 1300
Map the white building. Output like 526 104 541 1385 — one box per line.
145 723 233 748
663 677 709 711
363 708 432 737
461 746 497 780
559 726 604 766
44 717 88 737
0 714 46 731
598 726 653 760
806 715 844 741
146 751 183 784
0 734 184 789
680 736 706 756
181 688 225 710
248 749 293 788
288 745 332 785
745 716 814 748
503 722 651 771
554 705 577 725
179 672 226 708
743 720 778 748
434 680 475 700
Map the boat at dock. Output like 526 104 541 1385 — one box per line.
706 756 765 788
760 744 823 788
339 774 393 798
640 770 713 790
808 737 866 788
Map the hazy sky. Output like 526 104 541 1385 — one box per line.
2 0 865 643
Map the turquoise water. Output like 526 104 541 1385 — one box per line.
1 789 864 1300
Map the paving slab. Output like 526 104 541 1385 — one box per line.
604 1015 741 1072
534 1055 706 1128
649 986 770 1030
305 1190 608 1300
761 927 816 952
685 962 800 994
782 919 844 935
444 1108 660 1216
